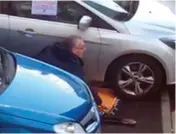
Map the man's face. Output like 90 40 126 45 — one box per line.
72 39 86 58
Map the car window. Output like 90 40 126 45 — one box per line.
0 48 16 94
83 1 130 21
114 1 139 20
0 1 14 15
0 1 6 14
57 1 115 30
5 1 115 30
7 1 90 24
0 2 1 13
57 1 89 24
0 52 3 83
8 1 86 24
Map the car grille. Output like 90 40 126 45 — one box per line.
81 106 100 133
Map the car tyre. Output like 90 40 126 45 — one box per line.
106 55 165 100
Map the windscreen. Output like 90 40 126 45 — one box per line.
0 48 16 94
83 0 138 21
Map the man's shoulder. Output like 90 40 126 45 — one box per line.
35 45 53 60
41 45 53 53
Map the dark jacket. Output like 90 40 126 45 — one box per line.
35 43 85 80
35 43 102 105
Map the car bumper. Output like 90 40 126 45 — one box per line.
94 124 101 133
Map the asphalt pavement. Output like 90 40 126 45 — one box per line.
168 85 175 133
102 86 175 133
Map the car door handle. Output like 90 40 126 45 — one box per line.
18 28 37 35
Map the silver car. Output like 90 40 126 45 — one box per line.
0 1 175 100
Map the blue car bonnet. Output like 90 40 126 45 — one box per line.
0 53 92 125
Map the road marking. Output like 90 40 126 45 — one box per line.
161 90 172 133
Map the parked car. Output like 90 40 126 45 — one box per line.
0 1 175 100
0 47 100 133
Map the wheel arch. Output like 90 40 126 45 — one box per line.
104 52 167 85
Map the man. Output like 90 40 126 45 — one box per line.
36 36 137 126
36 35 103 106
36 36 84 78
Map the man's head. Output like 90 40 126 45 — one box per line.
63 35 86 58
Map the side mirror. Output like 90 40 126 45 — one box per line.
78 16 92 31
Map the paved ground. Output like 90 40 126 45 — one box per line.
168 85 175 111
168 85 175 133
102 86 175 133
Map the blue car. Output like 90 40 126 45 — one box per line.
0 47 100 133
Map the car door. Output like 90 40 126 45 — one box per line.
0 2 10 49
7 1 59 57
7 1 101 81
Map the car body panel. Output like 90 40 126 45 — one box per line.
80 0 175 85
0 53 91 122
124 0 176 38
0 112 53 132
125 20 176 39
98 28 175 84
0 1 175 86
0 52 97 132
8 14 101 81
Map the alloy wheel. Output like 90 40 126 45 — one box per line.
118 62 155 96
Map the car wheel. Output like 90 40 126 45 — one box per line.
107 55 165 100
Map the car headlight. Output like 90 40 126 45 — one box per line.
53 122 85 133
160 37 175 49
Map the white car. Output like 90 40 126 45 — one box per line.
0 1 175 100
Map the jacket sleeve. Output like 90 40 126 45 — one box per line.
34 47 49 60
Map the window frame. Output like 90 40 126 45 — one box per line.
3 1 115 30
0 2 1 13
60 1 115 30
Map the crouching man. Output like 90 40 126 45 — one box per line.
36 35 137 126
36 36 103 107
